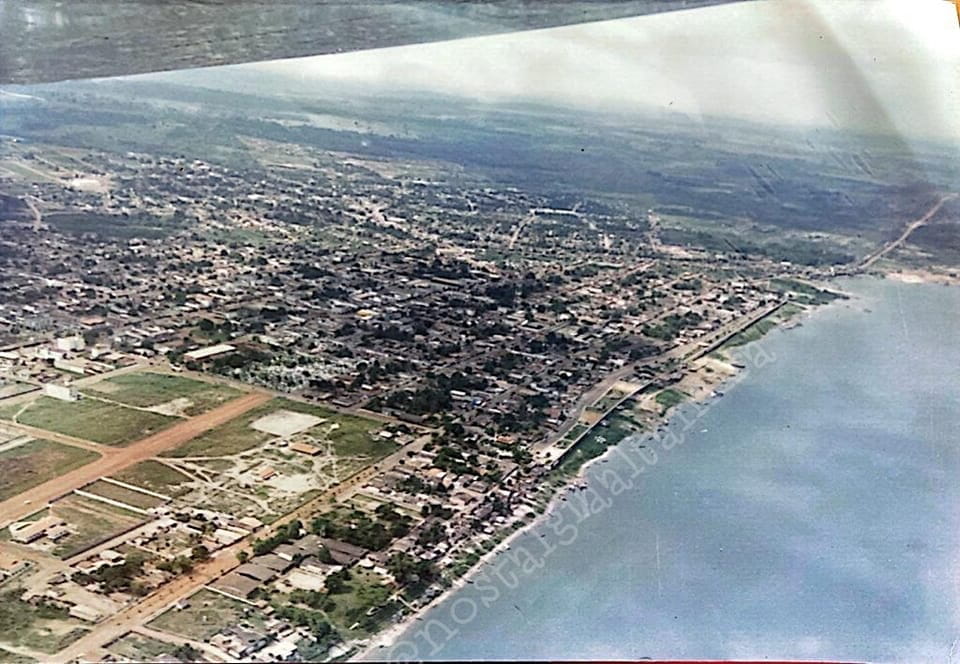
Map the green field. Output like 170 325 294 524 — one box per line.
0 439 100 501
105 632 178 661
149 588 259 641
0 647 35 663
0 588 89 655
655 388 688 410
164 398 394 462
4 397 179 446
82 372 242 416
49 495 145 559
721 317 779 349
110 460 192 497
325 568 397 638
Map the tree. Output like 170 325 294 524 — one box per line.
237 550 249 564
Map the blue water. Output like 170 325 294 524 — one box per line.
381 278 960 662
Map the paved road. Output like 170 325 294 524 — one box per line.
0 392 271 529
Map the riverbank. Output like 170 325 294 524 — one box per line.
350 296 823 661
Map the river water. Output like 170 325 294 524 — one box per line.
383 277 960 663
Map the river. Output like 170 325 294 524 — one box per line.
382 277 960 663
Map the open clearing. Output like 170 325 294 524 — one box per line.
2 396 180 446
0 439 100 501
82 479 165 510
48 494 146 559
0 587 89 655
110 460 192 497
164 397 390 460
82 372 242 416
105 632 178 660
251 409 323 436
148 588 258 641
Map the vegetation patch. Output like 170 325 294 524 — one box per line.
164 398 394 463
0 439 100 501
48 495 145 559
110 460 192 497
655 388 688 410
149 588 257 641
82 372 241 416
0 588 89 654
105 632 179 661
4 397 179 446
82 480 165 510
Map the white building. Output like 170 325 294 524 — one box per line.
44 383 80 402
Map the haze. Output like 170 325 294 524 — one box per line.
250 0 960 142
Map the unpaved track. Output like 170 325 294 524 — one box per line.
0 392 270 528
860 193 957 269
51 432 432 664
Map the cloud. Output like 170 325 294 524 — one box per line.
251 0 960 141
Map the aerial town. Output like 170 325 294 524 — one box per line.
0 85 947 662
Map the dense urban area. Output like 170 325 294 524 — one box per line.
0 77 956 663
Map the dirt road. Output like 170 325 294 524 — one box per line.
52 431 431 663
0 392 270 529
860 193 957 269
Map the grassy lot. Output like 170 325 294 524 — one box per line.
0 647 35 663
149 588 257 641
0 439 100 501
82 480 165 510
110 460 192 497
105 632 178 660
655 388 688 410
3 397 180 446
49 495 145 559
721 318 779 349
82 372 242 416
326 568 397 638
0 588 89 654
164 398 394 462
550 414 639 484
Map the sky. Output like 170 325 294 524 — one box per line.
249 0 960 142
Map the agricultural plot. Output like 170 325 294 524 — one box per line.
82 371 242 416
0 438 100 501
47 494 146 559
3 396 179 446
149 588 261 641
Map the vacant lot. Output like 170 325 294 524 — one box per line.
0 588 89 655
83 372 242 416
49 495 145 559
0 439 100 501
82 480 165 510
164 397 391 461
105 632 178 661
110 460 192 497
149 588 256 641
655 388 688 410
4 397 180 446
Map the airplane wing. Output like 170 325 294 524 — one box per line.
0 0 751 84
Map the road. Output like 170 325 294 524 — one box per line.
860 193 957 269
0 392 271 529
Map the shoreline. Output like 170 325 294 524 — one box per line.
350 298 829 661
884 268 960 286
